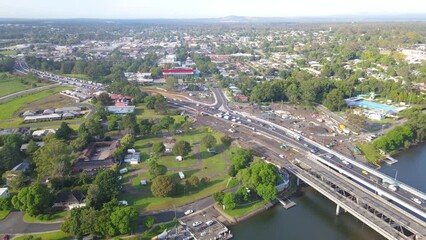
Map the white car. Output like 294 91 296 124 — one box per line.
412 197 422 205
192 221 202 227
279 154 285 159
206 220 214 226
184 209 194 215
118 200 128 206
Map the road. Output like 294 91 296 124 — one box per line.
0 212 60 234
0 83 61 103
175 86 426 215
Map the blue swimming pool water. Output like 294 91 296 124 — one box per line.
354 100 397 112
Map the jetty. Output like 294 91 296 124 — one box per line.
383 154 398 165
278 198 296 209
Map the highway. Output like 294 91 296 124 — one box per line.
167 86 426 238
14 60 104 90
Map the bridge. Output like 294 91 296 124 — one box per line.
167 86 426 240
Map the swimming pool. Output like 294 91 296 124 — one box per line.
353 100 397 112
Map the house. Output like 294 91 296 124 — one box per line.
20 141 44 151
106 106 135 115
43 109 55 115
32 129 56 139
22 110 36 117
234 95 249 102
53 191 86 210
0 187 10 198
73 141 118 172
11 162 30 173
124 152 140 165
164 137 176 153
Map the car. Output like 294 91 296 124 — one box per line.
303 143 309 148
325 154 333 159
412 197 422 205
247 119 252 122
310 147 319 154
206 220 214 226
118 200 128 206
184 209 194 215
362 170 368 175
192 221 202 227
200 231 207 237
279 154 285 159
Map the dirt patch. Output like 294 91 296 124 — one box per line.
141 88 214 104
17 93 77 114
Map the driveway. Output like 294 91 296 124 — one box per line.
0 212 60 234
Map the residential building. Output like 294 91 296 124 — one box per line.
106 106 135 115
0 188 9 198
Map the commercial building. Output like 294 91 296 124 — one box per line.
163 68 194 79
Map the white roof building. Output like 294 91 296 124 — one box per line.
124 152 140 165
0 187 9 198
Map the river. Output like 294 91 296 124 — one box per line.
230 144 426 240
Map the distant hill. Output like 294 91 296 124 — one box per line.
1 13 426 24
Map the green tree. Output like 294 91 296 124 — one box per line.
151 142 166 156
165 76 178 90
55 122 74 140
110 207 138 234
120 134 135 149
201 134 217 150
159 116 175 129
323 89 346 112
97 92 112 106
213 192 225 204
151 175 176 197
86 170 120 209
143 216 156 229
222 192 237 210
148 160 167 180
2 171 28 191
172 140 191 158
231 149 253 171
220 135 232 148
33 138 73 179
25 140 40 157
185 175 200 189
0 197 12 210
12 184 53 216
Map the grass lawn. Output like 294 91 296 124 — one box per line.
0 86 72 128
14 231 72 240
121 176 227 212
224 200 268 218
63 73 91 80
0 209 11 220
140 222 178 240
0 86 70 120
23 211 68 223
358 143 381 163
0 73 50 98
18 93 80 113
0 50 17 55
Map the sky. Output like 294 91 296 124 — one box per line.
1 0 426 19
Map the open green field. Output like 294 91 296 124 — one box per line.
358 143 381 163
0 210 11 220
23 210 68 223
120 127 235 212
63 73 91 80
14 231 72 240
224 200 268 218
0 50 17 55
0 86 73 128
0 73 51 98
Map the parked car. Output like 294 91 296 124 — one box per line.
192 221 202 227
184 209 194 215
